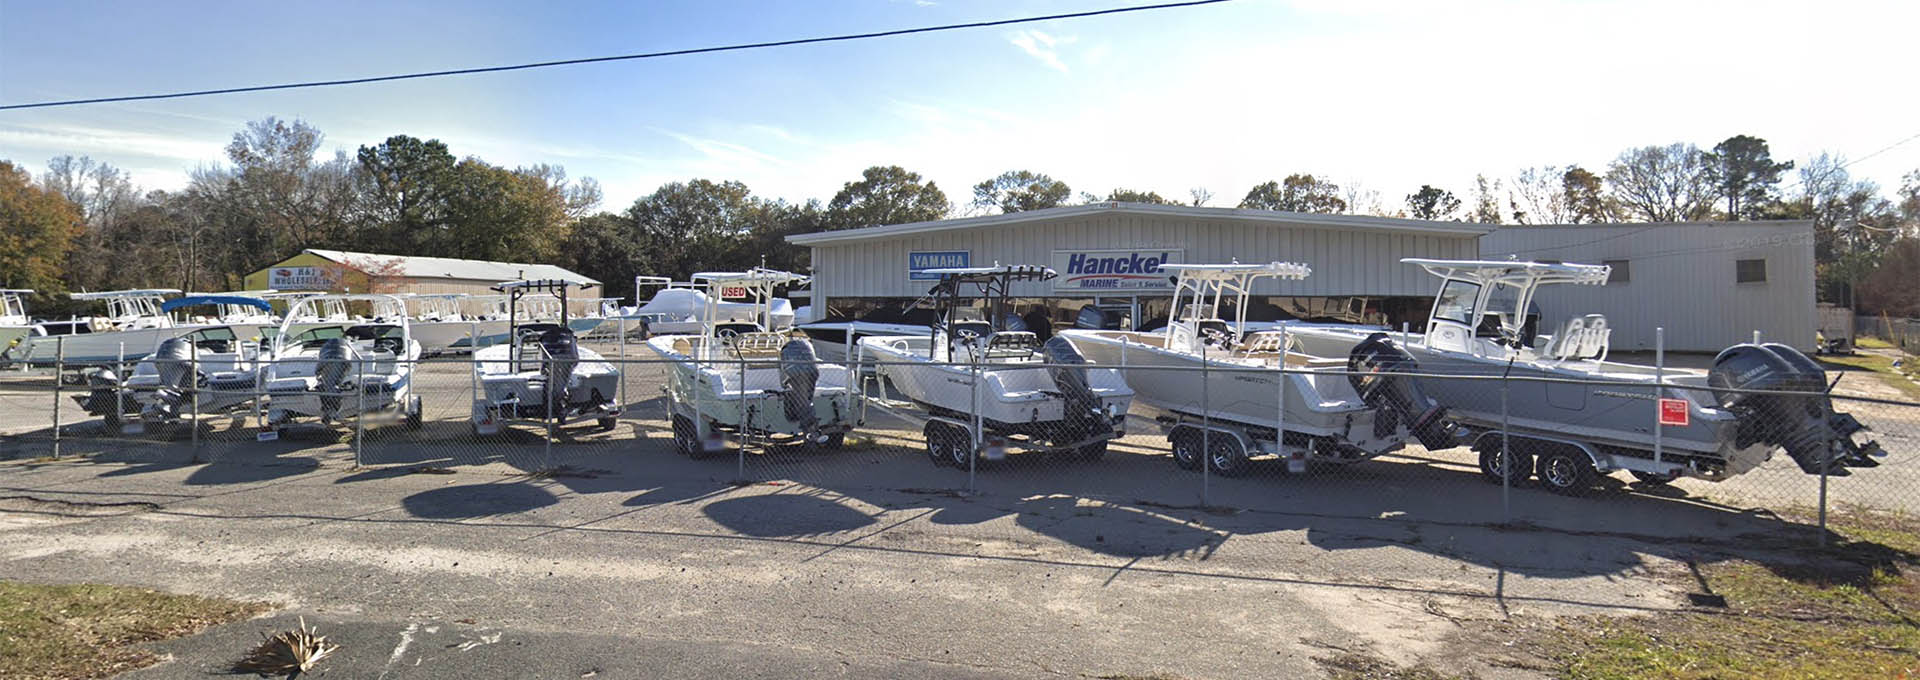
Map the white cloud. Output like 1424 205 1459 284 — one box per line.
1006 30 1074 73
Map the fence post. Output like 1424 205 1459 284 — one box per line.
968 357 981 493
1653 327 1664 469
190 340 200 462
1753 330 1761 345
1200 341 1210 507
115 342 126 436
737 353 747 480
545 353 556 474
1276 327 1287 469
354 352 365 468
1818 448 1830 546
51 337 63 459
1500 369 1511 524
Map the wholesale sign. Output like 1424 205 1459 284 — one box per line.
1051 249 1182 291
909 251 970 280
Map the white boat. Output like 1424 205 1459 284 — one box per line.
262 294 423 431
797 319 933 364
1282 258 1885 493
471 280 621 435
1061 262 1450 476
0 289 34 363
73 297 275 431
647 268 855 455
857 264 1133 466
17 289 189 366
621 276 797 340
399 294 484 356
179 289 278 342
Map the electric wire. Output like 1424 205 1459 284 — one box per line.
0 0 1233 111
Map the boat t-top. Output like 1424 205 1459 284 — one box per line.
1062 261 1451 476
648 268 855 455
858 264 1134 467
18 289 185 366
0 289 34 364
1284 258 1886 493
262 294 423 432
75 294 276 432
471 280 622 435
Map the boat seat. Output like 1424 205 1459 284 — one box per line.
1575 314 1610 360
1239 331 1292 354
982 331 1039 359
1540 317 1587 361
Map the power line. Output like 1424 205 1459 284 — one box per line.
0 0 1233 112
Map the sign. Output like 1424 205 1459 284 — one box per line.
720 286 748 300
1658 398 1689 427
909 251 970 280
1051 248 1183 292
267 266 332 291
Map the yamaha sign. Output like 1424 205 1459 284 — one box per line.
1052 248 1182 291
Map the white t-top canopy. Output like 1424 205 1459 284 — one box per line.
493 279 594 292
0 289 38 294
69 289 181 300
692 268 811 287
1403 258 1610 287
1159 262 1311 281
921 263 1057 279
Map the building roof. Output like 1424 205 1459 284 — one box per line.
786 202 1495 246
300 249 598 286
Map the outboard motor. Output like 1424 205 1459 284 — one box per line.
1710 343 1884 475
316 337 354 419
539 327 581 414
1347 333 1454 450
77 367 127 417
142 337 195 421
778 339 820 427
1042 336 1105 437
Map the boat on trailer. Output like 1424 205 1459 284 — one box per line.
470 280 622 436
73 295 276 433
1283 258 1886 494
857 264 1133 468
1061 262 1452 476
16 289 188 366
262 294 423 433
648 268 855 456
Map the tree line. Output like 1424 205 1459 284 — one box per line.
3 119 1918 315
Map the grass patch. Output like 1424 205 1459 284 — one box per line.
1313 651 1472 679
1519 512 1920 680
0 580 267 680
1856 336 1898 350
1816 352 1920 401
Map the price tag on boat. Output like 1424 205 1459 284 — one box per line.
1658 398 1689 427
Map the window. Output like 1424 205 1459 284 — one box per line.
1602 260 1630 284
1431 279 1482 325
1736 259 1767 284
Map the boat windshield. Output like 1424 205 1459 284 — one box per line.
1432 279 1481 326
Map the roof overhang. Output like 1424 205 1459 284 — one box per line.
787 202 1495 246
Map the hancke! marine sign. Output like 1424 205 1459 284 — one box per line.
1051 248 1183 291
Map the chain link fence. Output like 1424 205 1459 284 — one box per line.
3 333 1912 568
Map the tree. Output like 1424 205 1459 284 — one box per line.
1466 174 1503 224
1860 238 1920 317
1100 188 1175 204
629 179 769 279
1404 185 1461 220
971 170 1070 213
0 160 84 291
439 160 574 263
561 212 642 302
1604 143 1715 222
1562 166 1610 224
1704 135 1794 220
356 135 459 253
825 165 949 229
1239 174 1346 213
1509 166 1570 225
1188 187 1213 207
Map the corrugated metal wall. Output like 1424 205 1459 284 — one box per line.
1479 222 1816 352
809 213 1481 302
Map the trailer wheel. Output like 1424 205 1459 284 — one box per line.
1073 441 1107 462
1476 440 1532 486
404 395 423 430
1629 470 1675 486
671 415 697 456
1536 446 1597 496
818 432 846 451
924 422 954 467
596 416 618 432
1169 429 1201 470
1206 433 1251 477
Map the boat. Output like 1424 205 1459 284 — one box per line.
1061 262 1452 476
262 294 423 432
647 268 855 455
621 276 796 340
857 264 1133 466
470 280 621 435
1282 258 1887 493
15 289 189 366
401 294 483 356
72 295 275 432
180 289 278 341
0 289 34 364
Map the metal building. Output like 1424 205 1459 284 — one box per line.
244 249 597 295
1480 221 1817 352
788 202 1489 330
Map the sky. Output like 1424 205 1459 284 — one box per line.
2 0 1917 214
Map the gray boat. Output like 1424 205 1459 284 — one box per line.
1285 258 1885 494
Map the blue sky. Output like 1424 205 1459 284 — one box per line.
2 0 1916 213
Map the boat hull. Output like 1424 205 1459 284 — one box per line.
647 335 856 438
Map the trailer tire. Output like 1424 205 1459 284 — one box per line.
1169 429 1202 471
1476 440 1532 486
404 395 423 430
596 416 618 432
818 432 846 451
672 415 697 457
924 422 955 467
1206 434 1251 477
1629 470 1675 486
1073 440 1107 462
1536 446 1598 496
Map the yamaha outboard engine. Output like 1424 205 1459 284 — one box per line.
316 337 353 420
1042 336 1105 438
778 339 820 427
142 337 195 421
539 327 581 414
1709 343 1884 475
1347 333 1454 450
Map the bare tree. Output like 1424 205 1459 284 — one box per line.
1188 187 1213 207
1604 143 1715 222
1467 174 1504 223
1339 181 1386 216
1509 166 1572 225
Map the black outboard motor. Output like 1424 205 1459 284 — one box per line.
778 339 820 427
1709 343 1884 475
142 337 195 421
78 367 128 417
539 327 581 414
1347 333 1454 450
316 337 353 419
1042 335 1105 438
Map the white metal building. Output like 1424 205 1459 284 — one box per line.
1480 221 1816 352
